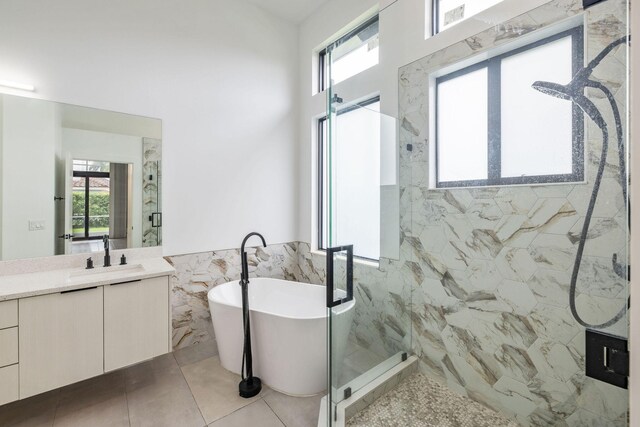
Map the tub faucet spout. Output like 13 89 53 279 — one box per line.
240 232 267 285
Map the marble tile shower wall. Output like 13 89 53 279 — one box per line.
398 0 629 426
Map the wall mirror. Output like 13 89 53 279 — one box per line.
0 93 162 261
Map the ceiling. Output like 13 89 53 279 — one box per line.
244 0 330 23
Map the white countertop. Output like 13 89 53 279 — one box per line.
0 257 175 301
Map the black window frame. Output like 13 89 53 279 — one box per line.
435 26 585 188
432 0 441 36
317 15 379 93
317 95 381 260
72 170 110 241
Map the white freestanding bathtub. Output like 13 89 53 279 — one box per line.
208 278 354 396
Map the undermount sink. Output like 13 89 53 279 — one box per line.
68 263 145 279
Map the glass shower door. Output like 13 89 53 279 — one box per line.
324 43 413 424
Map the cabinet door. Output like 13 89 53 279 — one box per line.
19 287 104 398
104 276 169 371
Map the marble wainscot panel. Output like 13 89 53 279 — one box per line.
398 0 629 426
168 239 415 369
167 242 300 349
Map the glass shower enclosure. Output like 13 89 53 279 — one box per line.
323 38 414 423
324 0 630 425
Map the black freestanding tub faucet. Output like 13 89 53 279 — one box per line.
238 232 267 398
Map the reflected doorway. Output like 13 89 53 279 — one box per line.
70 160 131 254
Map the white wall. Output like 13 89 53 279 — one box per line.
297 0 555 247
0 96 58 260
61 128 144 247
0 0 299 256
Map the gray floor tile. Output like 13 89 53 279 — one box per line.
54 371 129 427
181 356 268 424
264 391 323 427
208 400 284 427
0 389 59 427
125 354 205 427
174 340 218 367
123 352 181 392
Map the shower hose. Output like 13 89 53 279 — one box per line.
569 76 629 329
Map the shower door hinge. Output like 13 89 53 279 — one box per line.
585 329 629 389
583 0 607 9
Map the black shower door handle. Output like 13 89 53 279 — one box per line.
150 212 162 227
326 245 353 308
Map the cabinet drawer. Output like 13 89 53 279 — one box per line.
0 364 19 406
0 300 18 329
0 327 18 367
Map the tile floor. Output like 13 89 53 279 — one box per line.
0 342 323 427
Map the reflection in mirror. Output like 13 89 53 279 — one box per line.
0 93 162 261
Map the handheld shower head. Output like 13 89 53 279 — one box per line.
531 80 573 100
532 80 606 129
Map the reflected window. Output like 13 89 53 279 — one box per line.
318 16 379 91
72 160 110 240
318 97 381 260
435 27 584 188
433 0 504 34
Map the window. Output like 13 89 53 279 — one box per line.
435 27 584 188
72 160 110 240
318 97 381 260
433 0 504 34
318 16 379 92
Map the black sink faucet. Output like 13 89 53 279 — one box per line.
240 232 267 285
103 235 111 267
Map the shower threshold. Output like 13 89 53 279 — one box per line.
318 354 418 427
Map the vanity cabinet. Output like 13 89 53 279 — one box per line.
19 286 104 398
0 300 19 405
0 261 172 405
104 276 170 371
